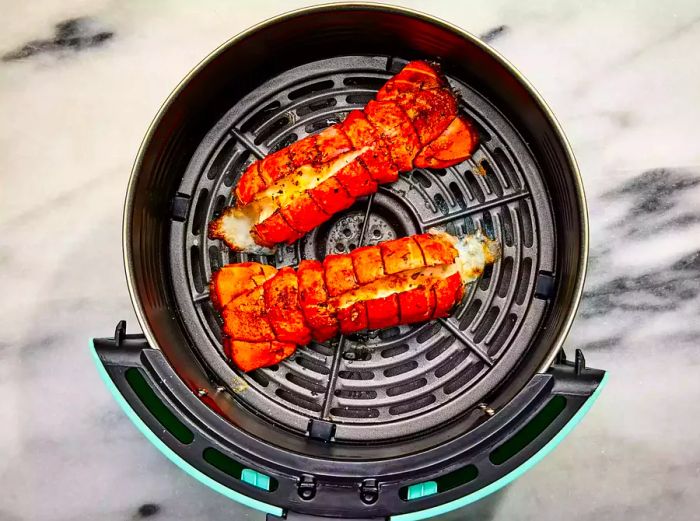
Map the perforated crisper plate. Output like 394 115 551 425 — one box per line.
169 56 555 442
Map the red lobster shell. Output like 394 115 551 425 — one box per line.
210 231 498 371
209 61 479 252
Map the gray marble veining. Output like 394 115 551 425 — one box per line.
1 1 699 520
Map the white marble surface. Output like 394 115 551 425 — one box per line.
1 1 699 520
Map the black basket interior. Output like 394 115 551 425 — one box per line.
125 6 585 458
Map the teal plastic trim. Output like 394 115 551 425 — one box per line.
391 372 609 521
241 468 271 491
407 481 438 500
89 340 283 517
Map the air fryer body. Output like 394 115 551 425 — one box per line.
93 5 604 520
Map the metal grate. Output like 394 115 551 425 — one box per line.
170 56 554 441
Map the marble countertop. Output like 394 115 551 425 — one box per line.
1 1 699 520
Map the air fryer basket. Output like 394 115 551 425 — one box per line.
96 4 603 519
171 55 555 444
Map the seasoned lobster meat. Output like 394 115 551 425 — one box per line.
211 230 498 372
209 61 480 253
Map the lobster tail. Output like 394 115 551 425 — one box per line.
211 231 497 371
209 61 480 253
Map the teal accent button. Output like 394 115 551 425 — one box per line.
241 468 271 490
407 481 438 500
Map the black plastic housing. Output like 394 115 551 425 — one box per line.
94 322 604 520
